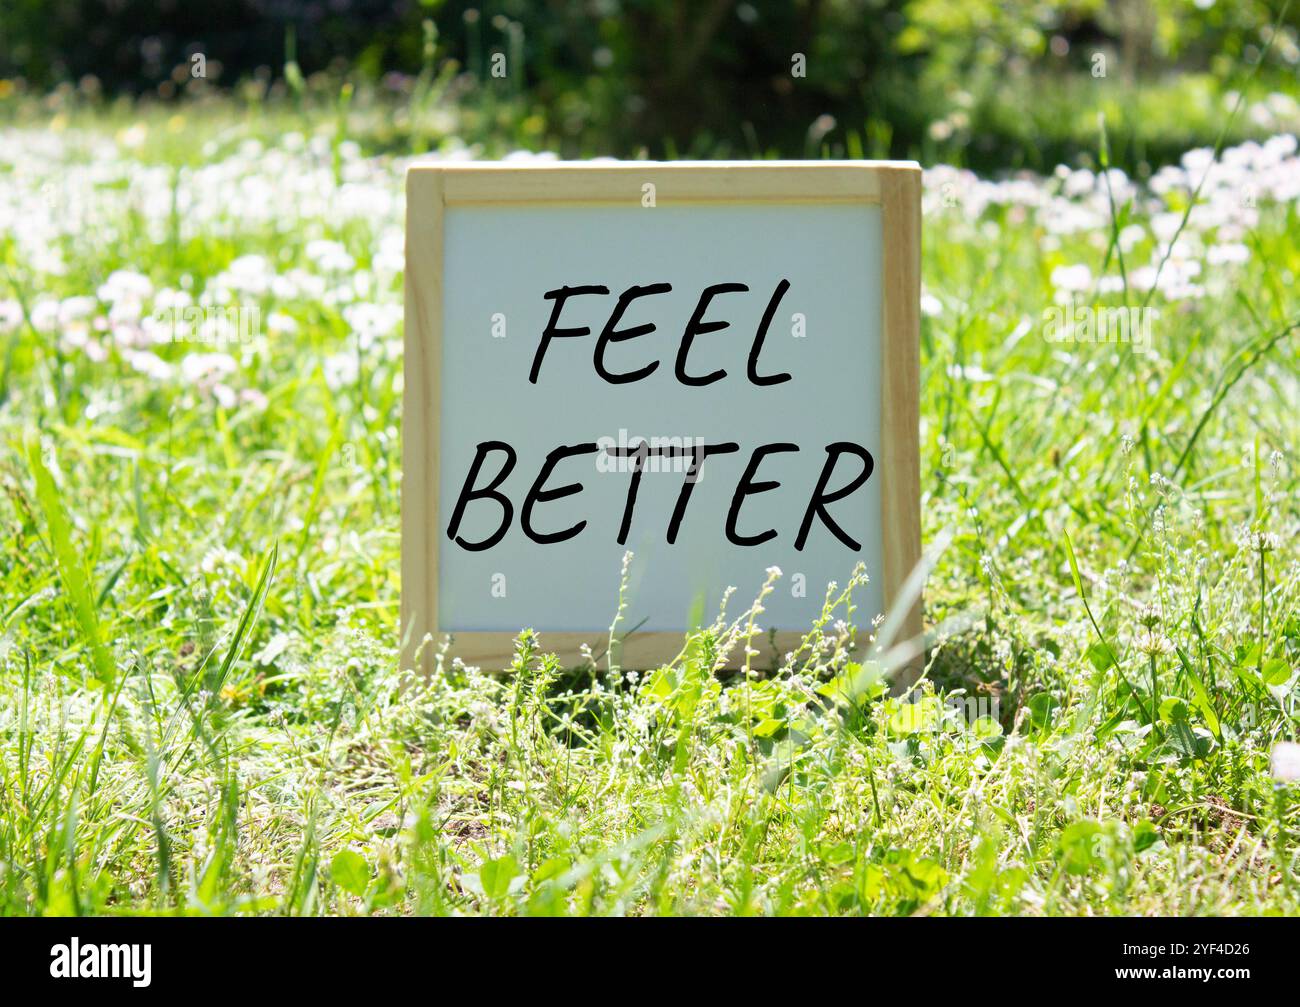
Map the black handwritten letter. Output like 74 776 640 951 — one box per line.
726 443 798 546
675 282 747 386
747 279 792 386
614 440 650 545
530 285 609 384
522 442 599 544
446 441 517 551
595 283 671 384
667 442 740 543
794 443 874 551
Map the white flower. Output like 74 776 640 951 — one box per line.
322 351 358 390
212 383 237 409
30 299 59 332
98 269 153 303
180 351 237 388
199 547 243 574
58 296 96 323
0 299 22 334
125 350 174 381
267 312 299 335
239 388 269 411
1207 243 1250 266
343 302 402 350
305 239 355 273
1050 264 1092 293
1062 168 1095 198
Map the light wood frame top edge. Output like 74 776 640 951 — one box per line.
408 160 921 206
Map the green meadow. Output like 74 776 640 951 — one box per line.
0 78 1297 915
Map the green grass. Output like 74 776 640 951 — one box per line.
0 93 1297 916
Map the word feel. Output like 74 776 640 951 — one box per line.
530 280 793 385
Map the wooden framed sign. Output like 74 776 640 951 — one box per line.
402 161 921 670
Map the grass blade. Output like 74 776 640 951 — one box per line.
27 440 116 686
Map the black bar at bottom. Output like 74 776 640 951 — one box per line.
0 916 1292 993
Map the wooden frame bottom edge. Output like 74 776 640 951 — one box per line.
411 628 927 676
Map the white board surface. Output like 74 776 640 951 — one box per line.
436 201 885 634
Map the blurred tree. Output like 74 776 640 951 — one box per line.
0 0 1295 161
0 0 419 91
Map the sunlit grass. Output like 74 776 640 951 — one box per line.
0 94 1297 915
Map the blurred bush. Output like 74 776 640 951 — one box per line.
1 0 1296 166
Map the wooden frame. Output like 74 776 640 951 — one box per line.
402 161 921 672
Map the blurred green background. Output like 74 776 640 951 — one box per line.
2 1 1297 172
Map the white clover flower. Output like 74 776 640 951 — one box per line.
180 351 237 388
239 388 268 411
1207 242 1250 266
306 239 356 273
199 546 243 574
267 312 299 335
98 268 153 303
343 302 402 350
1049 263 1092 293
124 350 174 381
0 299 23 334
58 295 96 323
322 352 358 390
